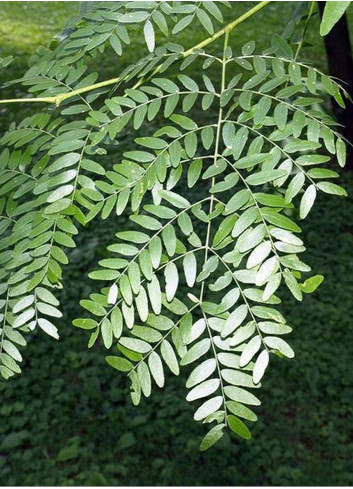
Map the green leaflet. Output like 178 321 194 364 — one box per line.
246 241 272 269
239 336 262 367
186 359 217 389
164 262 178 302
144 20 155 53
317 182 347 196
226 401 258 422
336 138 346 167
300 274 324 294
320 1 351 36
284 270 303 301
159 189 190 208
38 318 59 340
300 185 317 219
229 322 256 347
160 340 180 375
194 396 223 421
264 336 295 358
222 305 248 338
245 169 287 186
232 207 258 238
120 337 152 354
186 378 220 402
285 172 305 203
106 356 133 372
183 252 197 287
148 351 165 388
200 424 225 451
188 159 203 188
224 386 261 406
227 415 252 439
180 339 211 366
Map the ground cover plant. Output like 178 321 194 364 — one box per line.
0 1 352 484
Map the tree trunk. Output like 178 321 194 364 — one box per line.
318 1 353 168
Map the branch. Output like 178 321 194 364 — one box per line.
0 0 271 107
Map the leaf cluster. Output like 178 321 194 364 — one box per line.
0 1 348 449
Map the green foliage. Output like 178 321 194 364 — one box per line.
0 0 349 451
1 173 353 485
320 1 352 36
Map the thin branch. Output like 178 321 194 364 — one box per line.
0 1 271 107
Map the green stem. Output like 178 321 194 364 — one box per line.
0 289 10 363
210 249 268 352
194 30 230 424
198 29 229 424
183 0 270 57
199 29 229 303
220 154 283 274
0 97 57 104
294 1 316 62
0 0 271 107
201 310 228 422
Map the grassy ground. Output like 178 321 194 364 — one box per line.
0 1 353 486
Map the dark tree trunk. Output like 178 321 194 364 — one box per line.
318 1 353 168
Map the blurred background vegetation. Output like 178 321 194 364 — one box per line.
0 1 353 485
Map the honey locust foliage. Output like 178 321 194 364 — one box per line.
0 1 348 450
